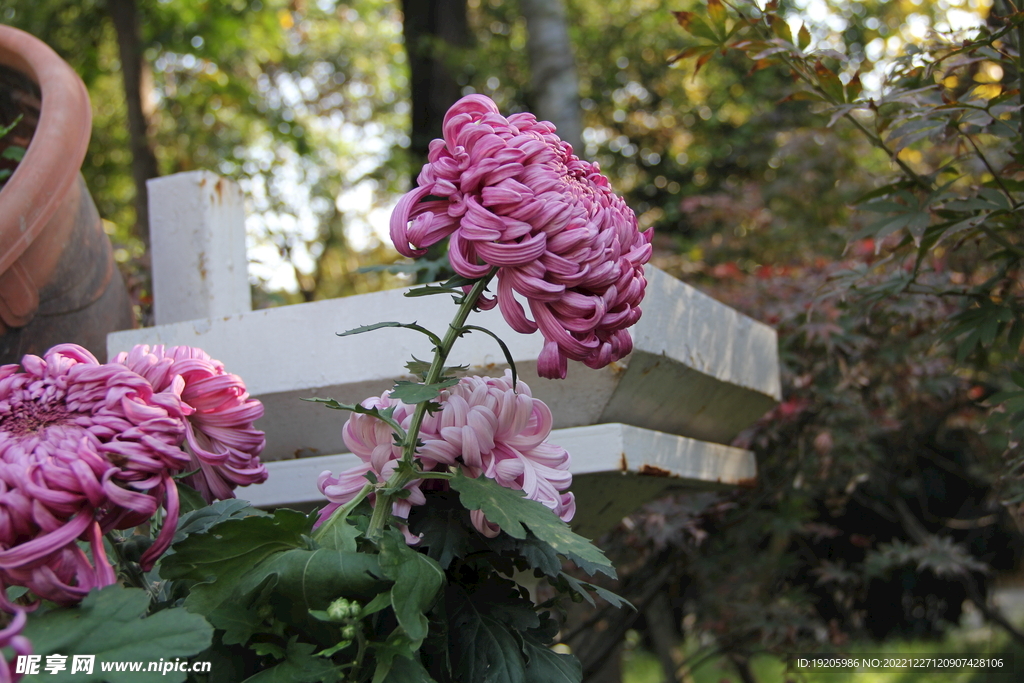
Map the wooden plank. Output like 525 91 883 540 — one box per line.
147 171 251 325
109 266 779 460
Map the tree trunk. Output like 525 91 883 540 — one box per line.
520 0 582 154
107 0 159 246
400 0 470 172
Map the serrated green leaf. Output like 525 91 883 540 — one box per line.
389 378 460 404
404 357 432 379
173 498 259 544
303 399 405 438
313 511 362 552
555 572 632 610
241 638 340 682
448 585 528 683
449 470 615 578
160 509 311 614
410 501 475 570
379 531 445 647
337 321 442 348
19 585 212 683
238 547 389 609
207 601 261 646
522 634 582 683
797 24 811 50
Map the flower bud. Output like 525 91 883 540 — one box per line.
327 598 352 622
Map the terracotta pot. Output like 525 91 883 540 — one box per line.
0 24 133 364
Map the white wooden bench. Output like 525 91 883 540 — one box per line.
108 172 781 537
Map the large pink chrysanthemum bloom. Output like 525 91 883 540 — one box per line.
115 345 268 503
390 95 653 379
0 345 189 604
1 607 30 683
316 372 573 539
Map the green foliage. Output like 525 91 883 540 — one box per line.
0 113 26 185
449 469 615 578
671 0 1023 495
19 585 212 683
3 0 411 306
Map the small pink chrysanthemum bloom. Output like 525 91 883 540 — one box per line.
1 607 31 683
115 345 268 503
0 345 189 603
390 95 653 379
316 371 573 539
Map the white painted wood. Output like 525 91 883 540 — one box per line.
236 423 755 537
124 173 780 526
109 265 779 461
147 171 251 325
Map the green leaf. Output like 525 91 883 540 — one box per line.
303 399 405 439
19 585 212 683
360 591 393 618
389 378 460 404
207 601 261 646
173 498 258 544
379 531 445 647
448 470 615 578
459 325 519 390
241 638 340 683
160 509 311 614
1 145 25 162
404 274 479 299
377 656 437 683
814 61 845 102
6 585 28 601
797 24 811 51
338 321 442 348
313 511 362 552
411 502 475 570
768 15 792 44
237 547 389 609
370 631 423 683
555 572 632 610
448 585 528 683
174 482 208 515
0 114 23 139
522 635 582 683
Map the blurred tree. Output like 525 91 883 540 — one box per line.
2 0 411 311
521 0 582 152
107 0 158 243
401 0 471 171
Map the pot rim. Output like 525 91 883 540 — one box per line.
0 24 92 277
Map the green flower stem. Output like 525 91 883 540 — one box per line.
366 269 497 540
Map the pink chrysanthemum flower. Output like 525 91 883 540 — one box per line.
316 372 573 539
115 345 268 503
1 607 30 683
0 345 189 603
390 95 653 379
